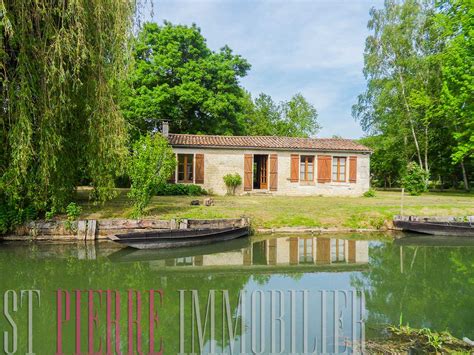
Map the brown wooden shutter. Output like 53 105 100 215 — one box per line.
317 155 331 183
289 237 298 265
269 154 278 191
195 153 204 184
349 156 357 183
316 238 331 264
244 154 253 191
348 240 356 263
290 154 299 182
168 154 177 183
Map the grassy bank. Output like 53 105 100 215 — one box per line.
75 189 474 229
366 325 473 353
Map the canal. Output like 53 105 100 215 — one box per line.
0 233 472 353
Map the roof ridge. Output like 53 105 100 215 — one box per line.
168 133 357 141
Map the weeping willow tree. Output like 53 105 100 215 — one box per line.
0 0 136 226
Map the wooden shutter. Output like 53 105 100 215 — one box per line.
316 238 331 264
195 154 204 184
290 154 299 182
317 155 331 183
289 237 298 265
168 154 176 183
244 154 253 191
348 240 356 263
349 156 357 183
269 154 278 191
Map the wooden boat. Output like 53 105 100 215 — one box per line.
108 226 250 250
393 215 474 237
108 236 250 262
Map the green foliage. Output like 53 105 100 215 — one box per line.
402 162 429 196
0 0 134 217
363 188 376 198
128 134 176 217
359 135 406 188
121 22 251 138
155 183 208 196
64 202 82 232
0 198 37 234
354 0 473 190
45 207 57 221
223 173 242 195
66 203 82 221
437 0 473 165
244 93 320 137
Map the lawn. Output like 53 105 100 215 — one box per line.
76 189 474 230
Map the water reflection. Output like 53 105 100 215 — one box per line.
110 235 369 273
1 233 474 354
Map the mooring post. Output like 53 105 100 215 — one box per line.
400 188 405 216
86 220 97 241
77 220 87 240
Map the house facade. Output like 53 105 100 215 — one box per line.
165 125 371 196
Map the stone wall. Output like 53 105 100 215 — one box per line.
7 218 249 241
172 147 370 196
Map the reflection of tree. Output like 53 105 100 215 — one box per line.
0 243 250 354
351 242 474 339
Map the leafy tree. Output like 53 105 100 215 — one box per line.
280 93 321 137
0 0 134 226
128 134 176 217
354 0 472 189
359 135 406 188
121 22 251 138
437 0 473 189
244 93 320 137
243 93 281 136
353 0 440 175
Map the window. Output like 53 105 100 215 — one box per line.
177 154 194 182
300 156 314 181
299 238 313 263
331 239 345 262
332 157 346 182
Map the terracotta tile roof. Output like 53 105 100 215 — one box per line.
168 134 371 152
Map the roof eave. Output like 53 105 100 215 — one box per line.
170 144 372 154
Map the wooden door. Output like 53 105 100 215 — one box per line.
260 155 268 189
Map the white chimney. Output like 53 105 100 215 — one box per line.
161 121 169 137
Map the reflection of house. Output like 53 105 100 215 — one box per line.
163 237 368 268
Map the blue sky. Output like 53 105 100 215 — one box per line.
147 0 384 138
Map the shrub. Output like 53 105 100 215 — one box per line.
363 188 376 197
64 202 82 232
0 199 37 234
66 202 82 221
155 183 207 196
128 134 176 217
402 162 429 196
223 173 242 195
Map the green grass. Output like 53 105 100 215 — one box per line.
75 189 474 230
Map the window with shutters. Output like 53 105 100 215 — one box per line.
177 154 194 182
300 155 314 181
332 157 346 182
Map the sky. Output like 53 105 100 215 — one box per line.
146 0 384 139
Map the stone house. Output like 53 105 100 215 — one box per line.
163 123 371 196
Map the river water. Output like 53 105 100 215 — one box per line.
0 233 473 354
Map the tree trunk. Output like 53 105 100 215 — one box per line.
460 160 470 191
398 71 424 170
